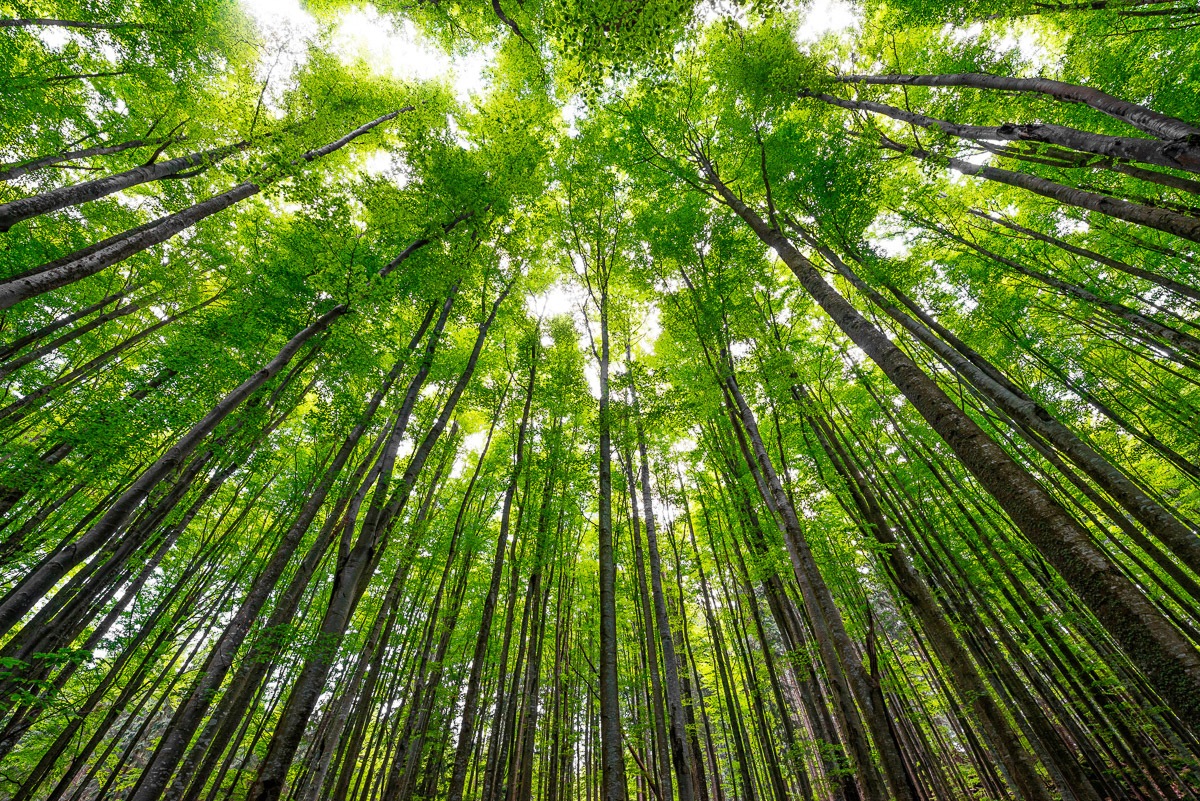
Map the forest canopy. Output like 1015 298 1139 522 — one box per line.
1 0 1199 800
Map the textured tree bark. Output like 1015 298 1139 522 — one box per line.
594 272 629 801
247 278 510 801
446 341 538 801
837 72 1200 141
698 156 1200 725
806 91 1200 173
627 349 698 801
791 225 1200 577
0 108 410 309
0 135 185 182
0 140 249 231
966 208 1200 302
128 303 438 801
874 135 1200 244
622 444 674 801
0 303 346 638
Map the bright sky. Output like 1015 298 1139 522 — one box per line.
236 0 850 393
240 0 491 104
795 0 859 45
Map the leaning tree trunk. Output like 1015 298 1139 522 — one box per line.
0 139 251 232
798 378 1059 801
125 302 439 801
790 225 1200 578
697 155 1200 725
965 208 1200 302
0 303 346 639
246 278 511 801
836 71 1200 142
873 135 1200 244
805 91 1200 175
913 215 1200 360
0 108 411 310
628 350 698 801
0 134 186 182
595 277 629 801
445 338 538 801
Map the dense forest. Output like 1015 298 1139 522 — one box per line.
1 0 1199 799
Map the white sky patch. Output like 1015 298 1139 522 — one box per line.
946 21 984 44
671 437 697 454
631 303 662 356
242 0 319 100
526 281 584 321
997 28 1058 72
865 214 913 259
526 281 600 399
869 232 911 258
35 25 72 49
333 7 493 103
1056 216 1090 235
561 96 586 138
360 149 411 184
240 0 490 108
795 0 859 46
583 361 601 399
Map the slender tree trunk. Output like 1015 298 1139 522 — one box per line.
594 275 628 801
966 209 1200 304
836 72 1200 141
446 338 539 801
0 140 251 231
0 291 157 379
128 303 438 801
915 215 1200 359
697 157 1200 726
622 444 674 801
0 108 410 309
0 135 186 182
246 278 510 801
0 303 345 638
793 226 1200 578
627 348 697 801
0 280 139 362
873 134 1200 244
807 91 1200 174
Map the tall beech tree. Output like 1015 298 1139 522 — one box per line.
1 4 1199 801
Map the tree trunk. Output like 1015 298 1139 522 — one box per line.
874 135 1200 244
627 348 698 801
836 72 1200 141
246 278 510 801
594 272 628 801
807 91 1200 174
698 157 1200 726
446 338 539 801
0 135 186 182
0 140 250 232
0 108 409 309
966 208 1200 302
127 303 438 801
792 225 1200 578
0 303 345 638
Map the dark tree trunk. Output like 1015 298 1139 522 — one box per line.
697 156 1200 726
836 71 1200 141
